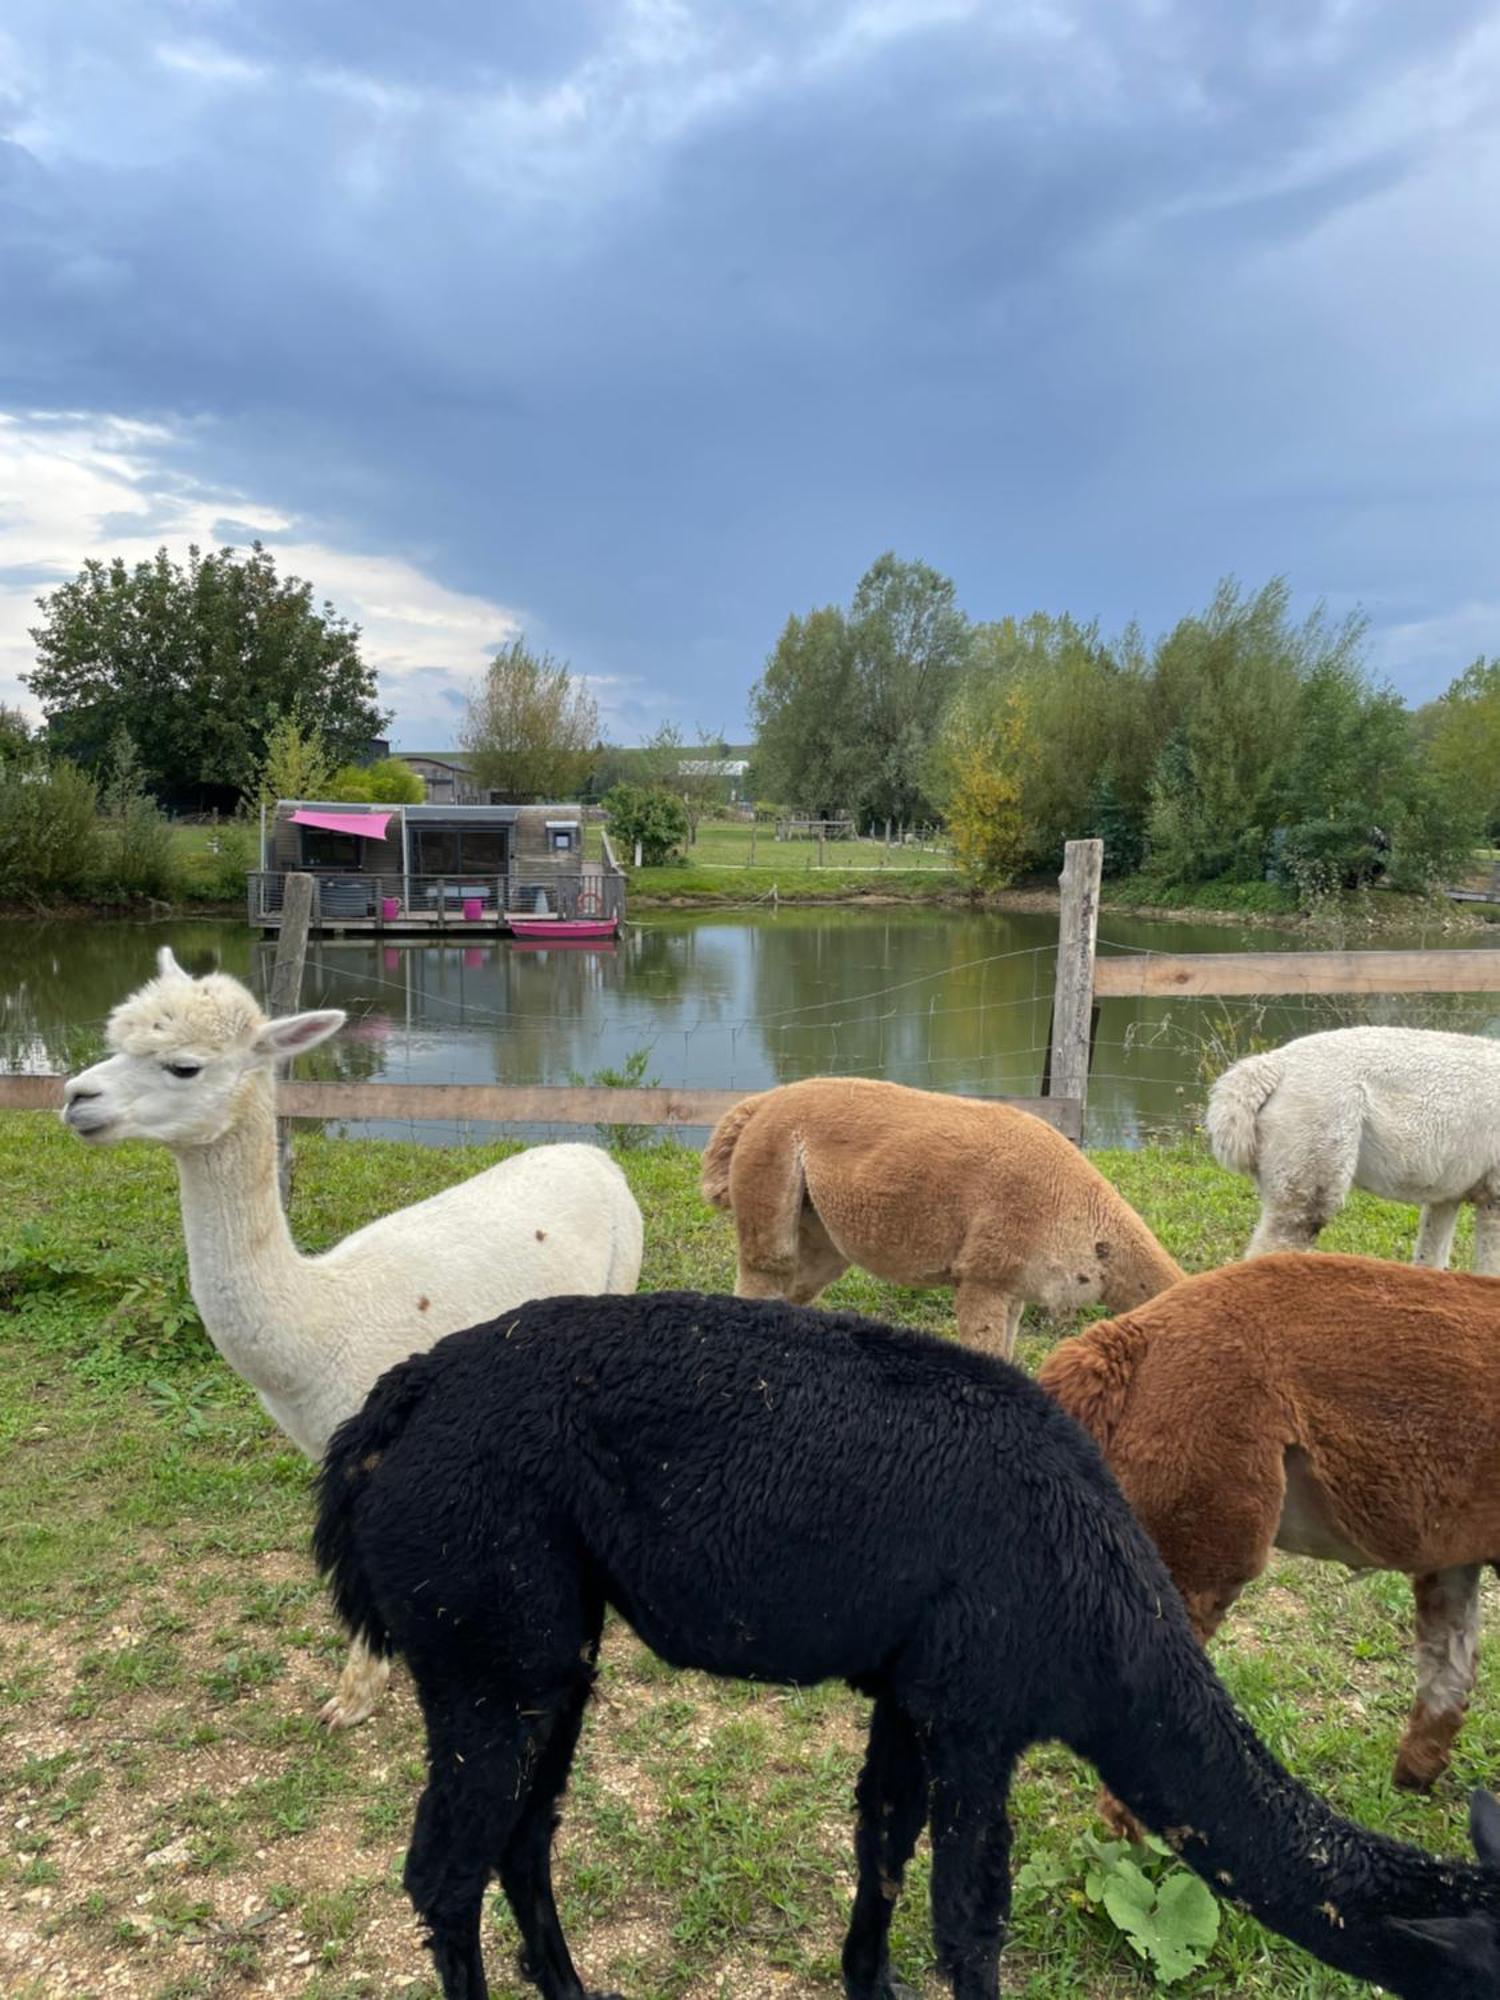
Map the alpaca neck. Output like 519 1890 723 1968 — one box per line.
171 1075 317 1400
1082 1621 1494 1982
1102 1215 1182 1309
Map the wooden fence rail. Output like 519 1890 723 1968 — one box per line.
1092 948 1500 999
0 1076 1084 1142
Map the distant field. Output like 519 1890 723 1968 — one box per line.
629 816 962 900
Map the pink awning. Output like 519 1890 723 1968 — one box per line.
289 809 393 840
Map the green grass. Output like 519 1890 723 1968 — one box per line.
629 815 965 902
0 1111 1491 1996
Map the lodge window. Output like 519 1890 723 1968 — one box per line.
300 830 362 869
411 828 508 875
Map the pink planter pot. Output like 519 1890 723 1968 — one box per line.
381 896 401 920
462 896 483 921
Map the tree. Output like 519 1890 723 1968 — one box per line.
751 606 867 819
944 690 1034 890
248 713 334 812
848 554 972 824
603 782 690 866
752 556 969 824
96 727 177 900
459 639 600 800
327 756 426 804
26 543 387 812
0 760 99 900
1422 658 1500 838
0 704 34 766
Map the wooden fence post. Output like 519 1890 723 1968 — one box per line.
269 872 314 1205
1045 839 1102 1136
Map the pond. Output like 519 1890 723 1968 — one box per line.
5 904 1499 1146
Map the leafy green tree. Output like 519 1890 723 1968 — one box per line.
1422 658 1500 838
459 638 600 800
96 727 178 900
1144 581 1334 883
848 554 972 824
753 556 970 824
0 704 34 766
248 713 334 811
26 543 387 811
0 760 99 900
751 605 865 819
327 756 425 804
945 690 1034 890
604 782 690 865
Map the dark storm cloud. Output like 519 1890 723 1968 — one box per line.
2 0 1498 732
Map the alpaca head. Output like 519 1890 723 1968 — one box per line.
1379 1791 1500 1994
61 948 345 1149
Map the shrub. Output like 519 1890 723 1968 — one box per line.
0 759 100 900
604 782 690 866
94 729 180 901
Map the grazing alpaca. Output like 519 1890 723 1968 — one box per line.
63 949 642 1726
318 1292 1500 2000
701 1076 1180 1357
1207 1025 1500 1267
1039 1252 1500 1801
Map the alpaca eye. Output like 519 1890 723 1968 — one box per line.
166 1062 202 1080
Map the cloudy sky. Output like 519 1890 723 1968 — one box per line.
2 1 1498 746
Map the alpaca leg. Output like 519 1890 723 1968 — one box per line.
497 1675 618 2000
1394 1565 1482 1792
786 1205 850 1306
406 1680 605 2000
954 1281 1023 1361
730 1136 807 1299
926 1728 1017 2000
1473 1201 1500 1276
321 1634 392 1729
1413 1200 1461 1271
1244 1099 1359 1258
841 1694 928 2000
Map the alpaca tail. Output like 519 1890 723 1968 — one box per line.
1204 1050 1283 1175
313 1351 439 1658
700 1093 766 1209
1036 1312 1151 1456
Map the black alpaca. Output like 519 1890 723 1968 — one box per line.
315 1292 1500 2000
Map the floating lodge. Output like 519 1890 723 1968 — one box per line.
249 800 626 935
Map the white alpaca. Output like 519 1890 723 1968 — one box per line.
1206 1024 1500 1270
62 949 643 1725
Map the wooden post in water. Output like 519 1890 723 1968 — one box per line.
1044 839 1102 1138
269 872 314 1204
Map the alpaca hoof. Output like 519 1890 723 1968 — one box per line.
1393 1758 1441 1794
1096 1786 1148 1845
319 1689 377 1730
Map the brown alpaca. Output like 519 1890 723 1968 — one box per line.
1039 1252 1500 1799
701 1076 1182 1357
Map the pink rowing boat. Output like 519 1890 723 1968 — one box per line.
507 915 620 942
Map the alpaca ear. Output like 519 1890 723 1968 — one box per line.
1389 1911 1500 1963
157 947 190 981
255 1010 346 1058
1471 1789 1500 1868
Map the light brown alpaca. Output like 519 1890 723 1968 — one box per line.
701 1076 1182 1357
1039 1252 1500 1799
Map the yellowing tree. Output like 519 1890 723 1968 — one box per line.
945 692 1034 889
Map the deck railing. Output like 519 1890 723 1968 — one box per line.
247 870 625 928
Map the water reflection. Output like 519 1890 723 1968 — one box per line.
4 908 1499 1147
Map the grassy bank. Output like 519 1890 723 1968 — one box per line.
1 1117 1493 1998
625 820 1491 933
